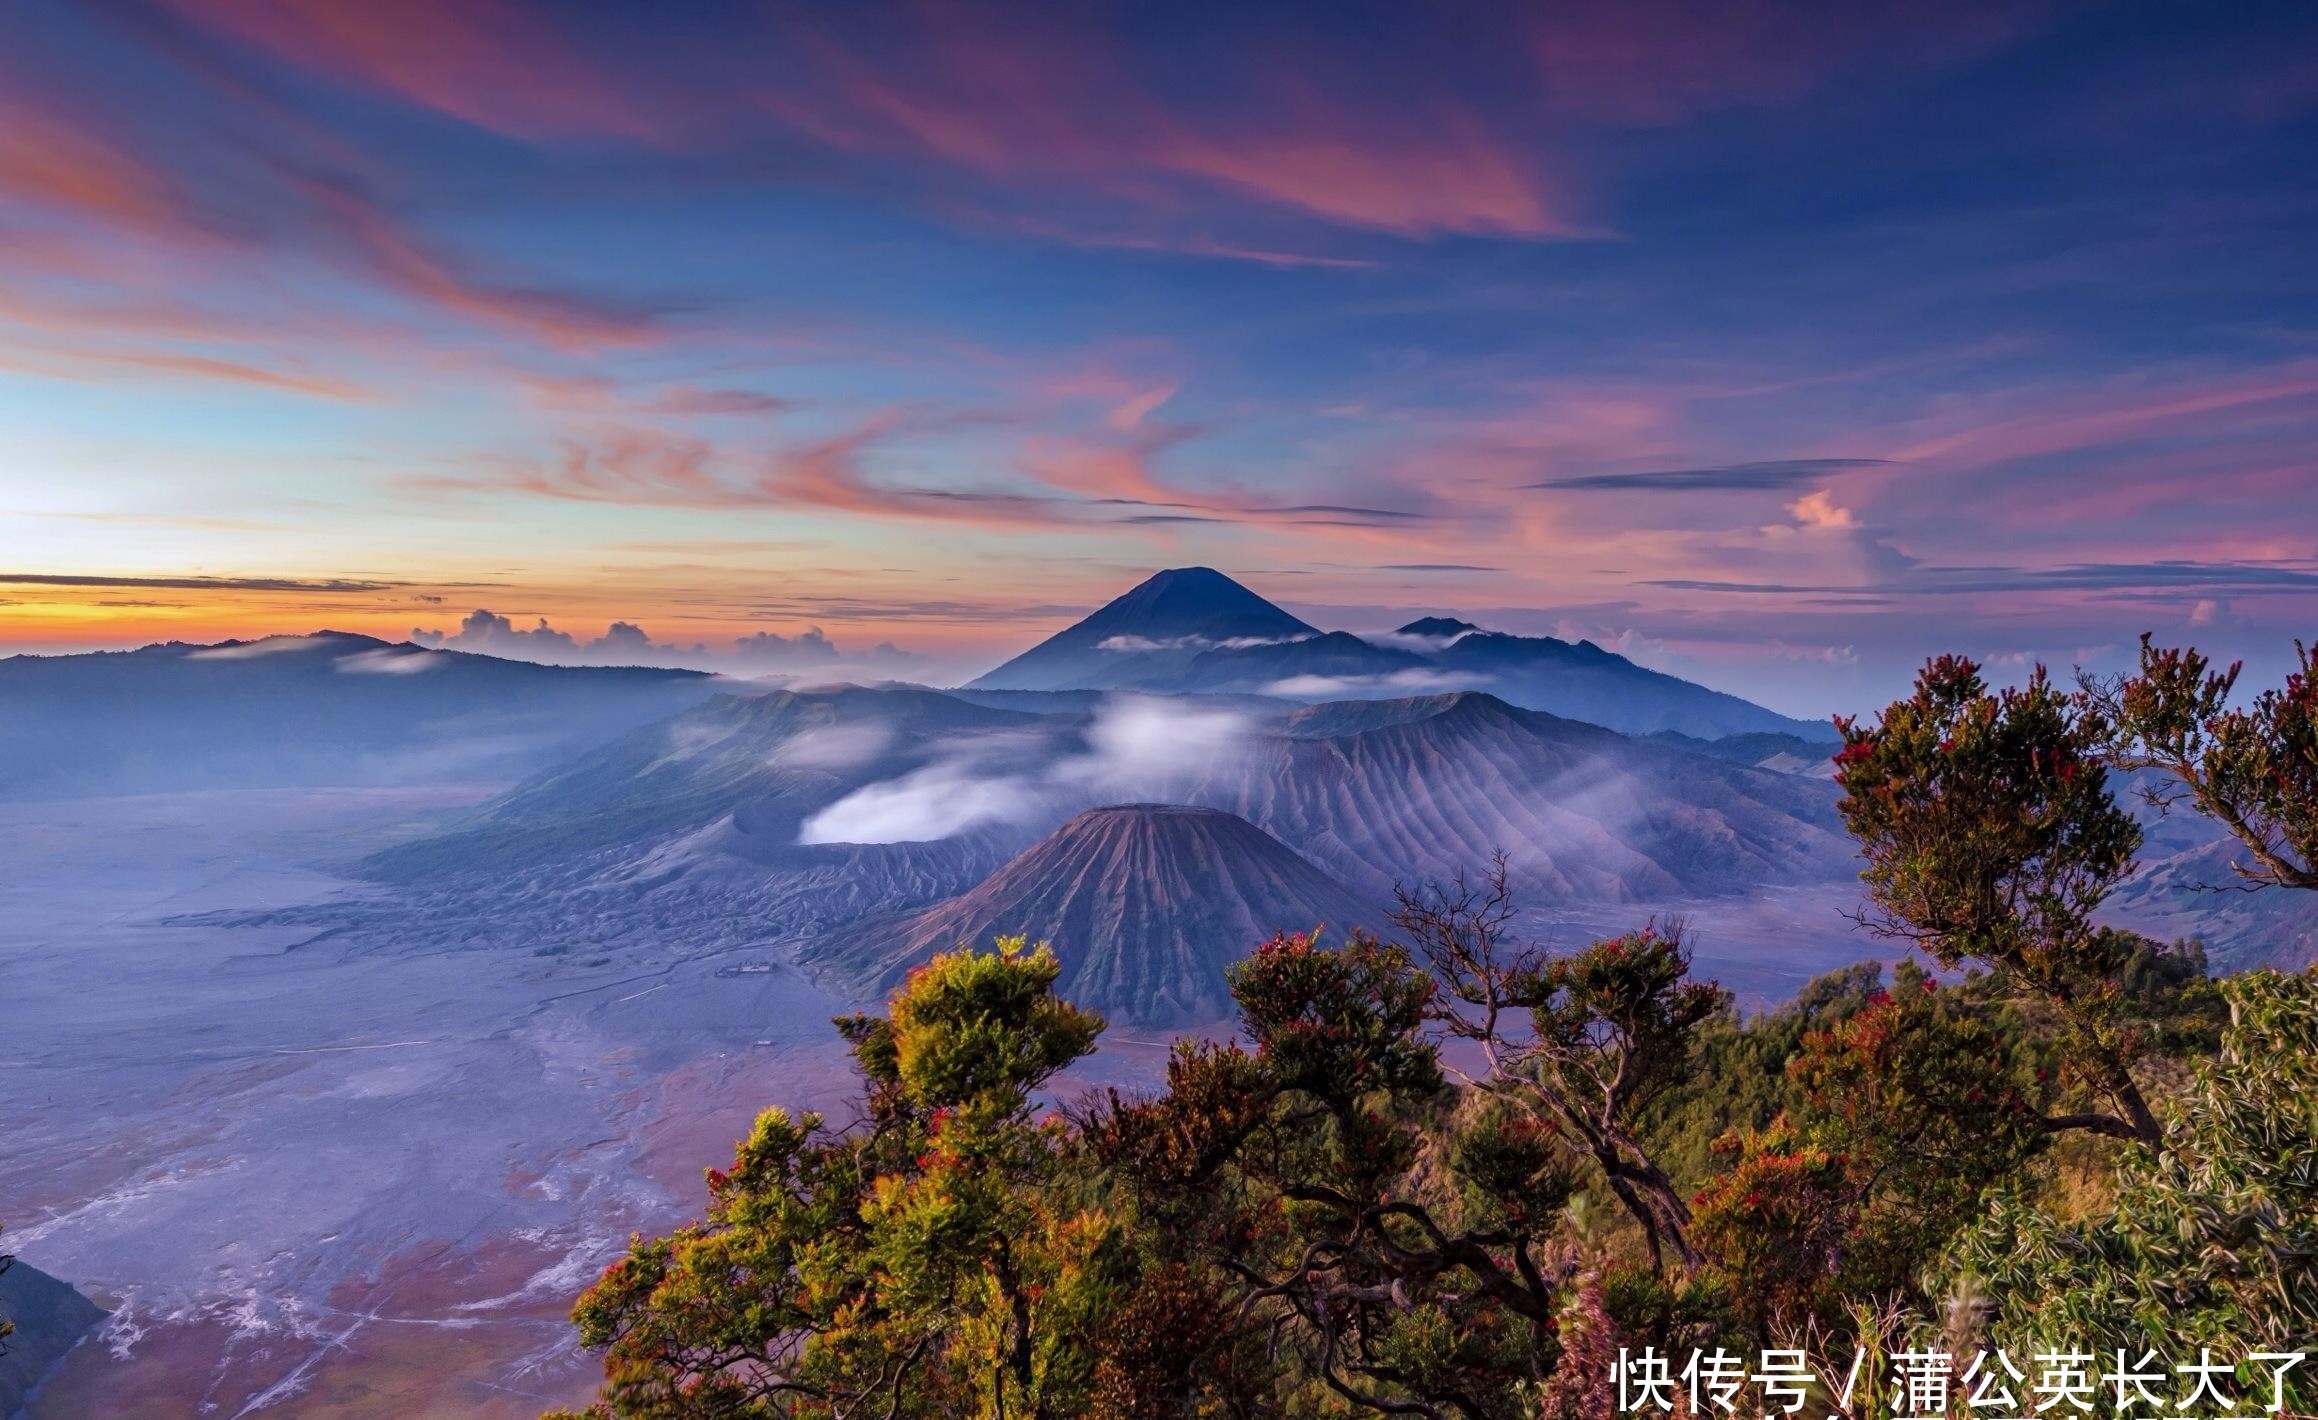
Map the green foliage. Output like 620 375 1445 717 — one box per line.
1691 1117 1855 1329
1695 969 2044 1331
1083 1262 1243 1420
558 936 2313 1420
1835 656 2142 986
1639 960 1884 1189
1448 1101 1579 1232
1191 929 1551 1418
1530 929 1726 1095
1224 928 1441 1108
1931 969 2318 1401
1836 656 2165 1145
1789 972 2041 1249
1393 865 1730 1274
2086 634 2318 891
887 935 1104 1115
552 940 1119 1420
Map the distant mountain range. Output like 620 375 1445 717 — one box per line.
2 568 1825 803
374 684 1844 903
969 567 1833 741
325 681 1855 1021
16 574 2300 1011
368 682 1039 879
0 632 715 799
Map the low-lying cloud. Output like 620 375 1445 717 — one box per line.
1363 629 1482 653
1096 632 1315 653
797 694 1252 845
411 608 915 676
1263 668 1476 699
336 646 448 674
797 760 1043 843
185 635 340 660
772 722 896 771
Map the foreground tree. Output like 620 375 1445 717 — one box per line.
552 938 1111 1420
1833 656 2164 1145
2083 633 2318 892
1931 968 2318 1379
1693 966 2041 1331
1092 930 1563 1420
1391 860 1725 1272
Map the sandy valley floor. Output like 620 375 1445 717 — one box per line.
0 788 872 1417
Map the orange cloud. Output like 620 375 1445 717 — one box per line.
1785 489 1858 531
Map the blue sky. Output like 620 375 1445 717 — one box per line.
1 0 2313 715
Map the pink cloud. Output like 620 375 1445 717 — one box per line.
152 0 672 143
0 63 664 355
290 174 663 350
764 12 1580 240
128 1 2047 249
1888 361 2318 468
1526 0 2045 125
0 341 368 400
0 93 183 231
148 0 1582 242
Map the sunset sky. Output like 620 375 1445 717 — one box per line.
2 0 2313 716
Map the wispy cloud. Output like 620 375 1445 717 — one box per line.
148 0 675 144
1533 458 1892 492
0 573 400 593
1650 559 2318 597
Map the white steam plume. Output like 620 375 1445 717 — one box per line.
797 694 1252 845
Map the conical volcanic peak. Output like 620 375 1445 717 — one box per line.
965 568 1317 691
1086 568 1316 640
814 803 1374 1026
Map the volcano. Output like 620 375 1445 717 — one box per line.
811 803 1375 1025
960 567 1829 738
965 567 1318 692
1198 691 1853 901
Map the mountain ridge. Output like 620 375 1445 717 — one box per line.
0 632 717 799
962 568 1831 740
1189 689 1852 900
367 683 1041 880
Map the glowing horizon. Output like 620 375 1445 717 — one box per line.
4 1 2315 718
